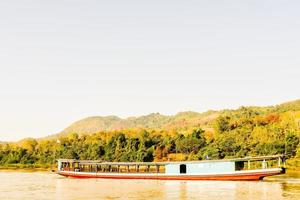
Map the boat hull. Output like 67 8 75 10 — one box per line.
57 168 285 181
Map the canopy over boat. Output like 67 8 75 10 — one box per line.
57 154 285 165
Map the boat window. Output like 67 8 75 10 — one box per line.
180 164 186 174
235 161 244 171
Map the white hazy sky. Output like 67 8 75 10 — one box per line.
0 0 299 141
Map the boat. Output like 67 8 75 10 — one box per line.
57 155 286 181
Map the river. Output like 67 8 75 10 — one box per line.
0 171 300 200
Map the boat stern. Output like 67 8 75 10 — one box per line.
280 167 286 174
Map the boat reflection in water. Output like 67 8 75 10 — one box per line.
57 155 285 181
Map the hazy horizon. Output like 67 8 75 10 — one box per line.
1 0 300 141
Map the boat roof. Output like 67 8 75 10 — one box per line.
57 155 284 166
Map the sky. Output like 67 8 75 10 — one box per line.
0 0 299 141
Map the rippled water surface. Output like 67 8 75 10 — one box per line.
0 171 300 200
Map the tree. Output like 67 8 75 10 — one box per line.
215 116 231 133
286 132 300 157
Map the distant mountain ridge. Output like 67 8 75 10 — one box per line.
57 99 300 137
59 111 219 136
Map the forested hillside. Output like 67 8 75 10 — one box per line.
58 111 218 137
0 100 299 169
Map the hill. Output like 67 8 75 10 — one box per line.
58 99 300 137
1 98 299 169
58 111 219 136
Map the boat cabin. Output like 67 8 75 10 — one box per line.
165 161 236 174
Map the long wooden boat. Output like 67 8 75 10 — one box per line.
57 155 286 181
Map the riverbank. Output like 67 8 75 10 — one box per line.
286 158 300 171
0 164 52 172
2 163 297 172
1 158 299 172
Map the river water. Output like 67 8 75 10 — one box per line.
0 171 300 200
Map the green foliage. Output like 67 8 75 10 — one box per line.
215 116 231 133
286 132 300 157
0 100 299 167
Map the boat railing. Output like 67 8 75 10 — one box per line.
59 162 166 174
234 154 286 171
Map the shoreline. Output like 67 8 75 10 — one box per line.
1 167 299 175
1 158 299 173
0 168 51 172
0 164 53 172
